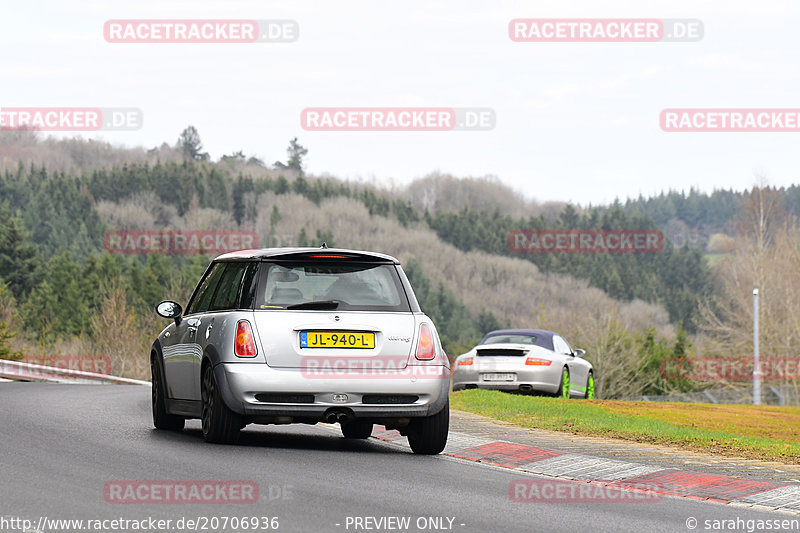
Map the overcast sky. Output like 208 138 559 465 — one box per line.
2 0 799 205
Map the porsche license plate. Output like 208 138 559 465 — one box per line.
482 373 515 382
300 331 375 349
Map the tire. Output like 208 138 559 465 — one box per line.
201 364 242 444
555 367 570 399
151 355 185 431
584 372 595 400
407 400 449 455
341 420 373 439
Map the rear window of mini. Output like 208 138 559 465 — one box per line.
255 261 411 312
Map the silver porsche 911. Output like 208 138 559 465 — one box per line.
451 329 594 399
151 247 451 454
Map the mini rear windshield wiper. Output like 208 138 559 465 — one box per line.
286 300 340 310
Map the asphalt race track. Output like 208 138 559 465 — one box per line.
0 383 794 533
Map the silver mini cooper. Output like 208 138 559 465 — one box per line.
151 247 450 454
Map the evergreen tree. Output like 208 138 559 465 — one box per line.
297 228 309 247
177 126 210 161
0 207 39 299
0 283 23 361
274 138 308 175
286 138 308 173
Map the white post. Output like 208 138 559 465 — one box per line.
753 288 760 405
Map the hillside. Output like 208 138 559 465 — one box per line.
2 131 798 400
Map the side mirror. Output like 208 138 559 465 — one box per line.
573 349 586 358
156 300 183 325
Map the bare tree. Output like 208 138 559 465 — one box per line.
700 180 800 381
90 282 148 379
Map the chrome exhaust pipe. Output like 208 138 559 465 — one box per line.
324 407 355 424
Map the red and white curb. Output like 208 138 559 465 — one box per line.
371 426 800 513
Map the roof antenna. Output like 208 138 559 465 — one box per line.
320 242 328 249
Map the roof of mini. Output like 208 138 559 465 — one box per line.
213 247 400 264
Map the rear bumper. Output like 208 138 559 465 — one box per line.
214 362 451 419
452 364 560 394
451 381 558 393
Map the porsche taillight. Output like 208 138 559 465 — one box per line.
525 357 551 366
235 320 257 357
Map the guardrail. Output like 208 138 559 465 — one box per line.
0 359 150 385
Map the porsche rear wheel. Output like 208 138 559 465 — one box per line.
556 367 570 399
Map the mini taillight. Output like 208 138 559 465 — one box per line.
525 357 551 366
457 357 473 366
307 255 350 259
415 323 436 360
235 320 257 357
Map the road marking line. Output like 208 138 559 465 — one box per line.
618 470 786 501
734 485 800 508
518 454 663 480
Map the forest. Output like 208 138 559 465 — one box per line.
0 128 796 398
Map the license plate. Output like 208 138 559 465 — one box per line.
300 331 375 349
482 373 515 382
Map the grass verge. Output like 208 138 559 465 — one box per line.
451 389 800 464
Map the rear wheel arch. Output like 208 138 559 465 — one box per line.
200 345 222 393
151 345 185 431
200 356 213 381
150 343 169 399
200 354 245 417
200 355 217 404
202 341 224 366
